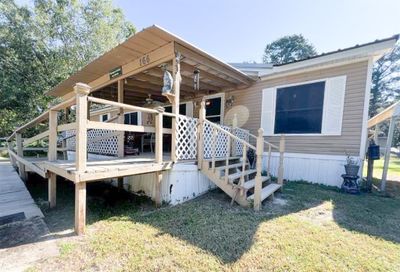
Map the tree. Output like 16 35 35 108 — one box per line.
369 44 400 117
0 0 135 136
263 34 317 65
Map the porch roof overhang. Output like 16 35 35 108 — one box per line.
368 101 400 128
46 25 255 99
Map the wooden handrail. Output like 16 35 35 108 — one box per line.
88 96 159 114
204 120 256 151
233 126 279 150
8 96 76 141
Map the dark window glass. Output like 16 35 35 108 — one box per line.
124 112 138 125
163 104 187 129
274 81 325 134
205 97 221 116
207 116 221 123
101 114 108 122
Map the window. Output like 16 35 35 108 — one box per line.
274 81 325 134
100 113 110 122
203 94 224 124
163 104 187 129
124 112 139 125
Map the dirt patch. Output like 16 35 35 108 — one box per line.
0 216 59 271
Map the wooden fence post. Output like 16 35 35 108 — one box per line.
16 133 27 181
198 100 206 170
254 128 264 211
278 135 285 186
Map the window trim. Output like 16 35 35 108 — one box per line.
203 93 225 125
270 78 331 137
99 113 111 122
124 111 142 126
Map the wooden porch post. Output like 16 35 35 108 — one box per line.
74 83 90 235
117 79 125 158
171 52 181 162
198 101 206 170
381 117 396 191
75 181 86 235
48 109 58 208
254 128 264 211
154 107 164 206
16 133 27 181
117 79 125 189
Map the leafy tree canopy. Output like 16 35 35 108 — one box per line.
0 0 135 136
262 34 317 65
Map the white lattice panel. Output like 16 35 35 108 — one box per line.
203 123 232 159
65 129 118 156
232 128 250 156
176 115 198 160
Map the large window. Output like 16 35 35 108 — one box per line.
274 81 325 134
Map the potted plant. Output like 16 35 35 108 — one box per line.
344 153 360 176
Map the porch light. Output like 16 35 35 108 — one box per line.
226 95 235 108
161 64 173 95
193 69 200 91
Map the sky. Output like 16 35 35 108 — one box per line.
114 0 400 63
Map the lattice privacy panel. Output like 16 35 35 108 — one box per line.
232 128 250 156
203 123 231 159
65 129 118 156
176 115 198 160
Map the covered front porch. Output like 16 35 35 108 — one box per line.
7 25 262 235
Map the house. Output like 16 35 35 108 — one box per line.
6 25 398 235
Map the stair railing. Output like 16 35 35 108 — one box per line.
198 101 285 210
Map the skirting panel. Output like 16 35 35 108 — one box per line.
264 152 353 187
126 163 216 205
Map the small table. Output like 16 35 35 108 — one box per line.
341 174 360 194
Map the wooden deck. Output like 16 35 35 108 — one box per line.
0 160 43 221
23 154 173 183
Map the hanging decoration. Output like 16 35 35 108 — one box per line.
161 64 173 95
193 69 200 91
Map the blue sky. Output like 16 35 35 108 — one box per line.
114 0 400 63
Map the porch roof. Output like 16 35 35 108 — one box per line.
46 25 255 98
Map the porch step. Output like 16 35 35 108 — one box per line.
247 183 282 202
228 169 257 181
242 176 270 190
204 157 241 163
215 162 247 171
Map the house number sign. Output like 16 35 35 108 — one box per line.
139 54 151 66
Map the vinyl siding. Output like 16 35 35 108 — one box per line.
225 61 369 156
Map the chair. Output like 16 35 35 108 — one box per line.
141 133 155 153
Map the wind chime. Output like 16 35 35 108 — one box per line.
193 69 200 91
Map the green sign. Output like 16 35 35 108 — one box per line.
109 66 122 79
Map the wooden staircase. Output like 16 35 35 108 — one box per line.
200 157 282 207
197 101 285 210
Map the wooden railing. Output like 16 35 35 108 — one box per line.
197 101 285 210
6 82 169 179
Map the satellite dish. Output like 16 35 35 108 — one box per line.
224 105 249 127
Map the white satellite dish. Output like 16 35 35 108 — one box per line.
224 105 249 127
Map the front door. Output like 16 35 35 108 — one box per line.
204 94 224 124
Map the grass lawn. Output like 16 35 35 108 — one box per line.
27 177 400 272
363 155 400 178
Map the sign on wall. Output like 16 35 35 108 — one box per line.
109 66 123 79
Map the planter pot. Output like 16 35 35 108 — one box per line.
345 164 359 176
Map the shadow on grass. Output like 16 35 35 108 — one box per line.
26 175 400 264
